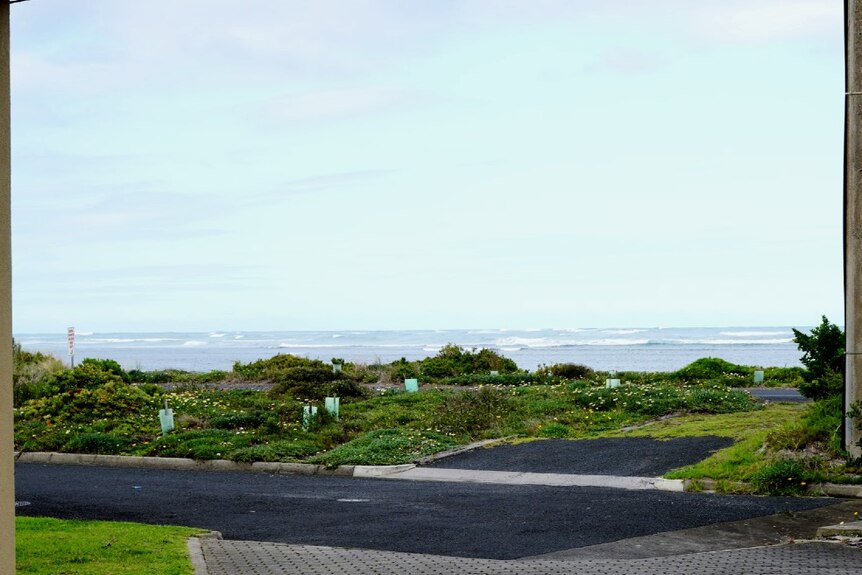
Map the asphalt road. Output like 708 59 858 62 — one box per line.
15 463 835 559
747 388 808 403
429 437 735 476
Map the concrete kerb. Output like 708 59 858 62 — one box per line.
685 478 862 499
817 521 862 538
188 531 222 575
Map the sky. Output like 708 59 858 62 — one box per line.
8 0 845 333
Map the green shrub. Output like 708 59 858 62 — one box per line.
271 377 364 401
673 358 751 383
434 387 510 435
685 386 761 413
142 429 254 460
762 366 806 387
65 432 132 455
325 378 369 398
127 369 229 385
799 371 844 403
12 341 66 406
47 363 125 394
793 316 845 400
17 381 161 426
341 363 381 384
750 458 812 495
230 440 320 463
767 396 843 454
311 428 457 467
418 344 519 379
234 354 359 400
570 384 758 417
538 422 570 438
233 354 330 380
536 363 594 380
209 412 266 430
79 358 129 382
387 358 418 382
438 373 534 386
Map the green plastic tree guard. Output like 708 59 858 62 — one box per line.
302 405 318 430
159 400 174 435
325 396 340 419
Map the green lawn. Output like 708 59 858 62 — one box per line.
598 404 805 483
16 517 202 575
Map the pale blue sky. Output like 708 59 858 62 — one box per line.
9 1 844 332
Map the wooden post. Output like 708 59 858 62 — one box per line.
845 0 862 458
0 1 12 572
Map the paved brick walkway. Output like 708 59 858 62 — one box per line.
200 539 862 575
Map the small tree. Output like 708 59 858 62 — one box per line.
792 316 845 400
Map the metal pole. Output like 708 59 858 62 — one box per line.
0 1 13 572
845 0 862 458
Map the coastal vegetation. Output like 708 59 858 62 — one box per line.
11 326 861 494
654 318 857 495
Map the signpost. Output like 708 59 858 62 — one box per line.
67 326 75 367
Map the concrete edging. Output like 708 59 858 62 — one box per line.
15 451 360 476
188 531 222 575
683 478 862 498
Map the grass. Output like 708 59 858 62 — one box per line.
600 403 803 441
589 404 805 490
16 517 202 574
600 401 862 493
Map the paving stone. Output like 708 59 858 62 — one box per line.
200 539 862 575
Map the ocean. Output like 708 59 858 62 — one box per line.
15 327 805 373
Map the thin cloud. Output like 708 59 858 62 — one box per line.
15 263 263 296
585 48 662 75
691 1 840 43
15 191 230 245
255 86 431 126
247 169 396 203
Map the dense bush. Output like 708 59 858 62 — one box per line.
762 366 806 387
46 362 125 395
127 369 229 385
233 354 329 380
750 458 813 496
16 381 162 426
311 429 457 467
141 429 255 460
78 358 130 382
767 395 843 454
230 440 320 463
672 358 751 383
569 384 758 417
12 342 66 406
65 432 132 455
417 344 519 379
434 387 511 435
234 354 368 400
535 363 594 380
793 317 845 400
438 373 535 386
387 358 418 383
208 412 266 430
